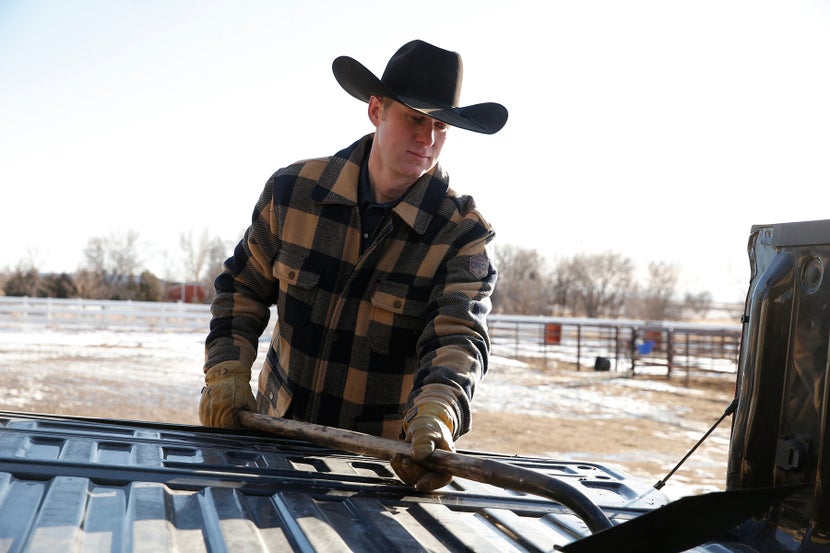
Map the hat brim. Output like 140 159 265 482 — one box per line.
332 56 507 135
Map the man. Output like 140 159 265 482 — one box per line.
199 39 507 491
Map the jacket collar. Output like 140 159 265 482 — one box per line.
312 134 449 235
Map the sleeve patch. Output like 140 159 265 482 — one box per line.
469 254 490 279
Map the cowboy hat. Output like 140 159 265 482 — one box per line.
332 39 508 135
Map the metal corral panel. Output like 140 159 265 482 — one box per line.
0 411 667 552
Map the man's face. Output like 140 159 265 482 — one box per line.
369 97 448 185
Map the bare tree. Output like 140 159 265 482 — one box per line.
198 236 233 303
636 261 681 320
72 268 108 299
492 244 553 315
179 228 211 282
2 253 44 297
176 229 233 302
682 290 713 320
80 230 143 299
564 251 636 318
549 256 580 316
3 267 40 297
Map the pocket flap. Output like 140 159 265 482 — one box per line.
371 281 424 316
274 254 320 289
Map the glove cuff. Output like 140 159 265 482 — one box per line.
204 361 252 385
404 383 459 437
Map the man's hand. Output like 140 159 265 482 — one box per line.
198 362 257 428
391 385 459 491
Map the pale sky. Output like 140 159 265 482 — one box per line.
2 0 829 302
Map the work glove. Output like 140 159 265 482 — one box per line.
391 384 459 491
198 361 257 428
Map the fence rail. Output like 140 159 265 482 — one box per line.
489 314 742 376
0 297 742 375
0 296 214 331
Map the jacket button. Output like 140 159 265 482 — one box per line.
288 271 296 279
393 300 402 309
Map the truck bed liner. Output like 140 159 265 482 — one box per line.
0 410 669 552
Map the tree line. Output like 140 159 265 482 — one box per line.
492 244 712 320
1 229 231 303
0 230 713 320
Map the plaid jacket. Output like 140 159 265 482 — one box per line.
205 134 496 439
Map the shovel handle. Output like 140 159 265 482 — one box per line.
238 411 612 533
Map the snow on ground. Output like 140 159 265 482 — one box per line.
0 328 724 423
0 327 208 384
0 327 735 425
481 353 721 425
0 326 734 499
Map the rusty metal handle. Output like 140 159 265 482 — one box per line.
238 411 612 533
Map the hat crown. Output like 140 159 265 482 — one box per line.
332 39 507 134
381 40 462 109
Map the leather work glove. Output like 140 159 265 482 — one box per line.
391 384 459 491
198 361 257 428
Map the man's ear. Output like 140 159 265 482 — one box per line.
368 96 382 127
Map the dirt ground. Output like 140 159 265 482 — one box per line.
464 359 737 496
0 338 737 497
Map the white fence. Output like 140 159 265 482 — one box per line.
0 296 742 375
0 296 213 332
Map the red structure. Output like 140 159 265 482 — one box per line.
166 282 208 303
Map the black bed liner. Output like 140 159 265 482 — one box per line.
0 410 672 552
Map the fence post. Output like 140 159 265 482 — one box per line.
513 321 520 357
666 328 674 379
685 332 691 374
630 327 639 374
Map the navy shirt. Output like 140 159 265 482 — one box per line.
358 156 402 253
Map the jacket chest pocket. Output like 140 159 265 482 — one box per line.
368 281 426 355
273 254 320 327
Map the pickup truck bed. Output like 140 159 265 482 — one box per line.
0 409 670 552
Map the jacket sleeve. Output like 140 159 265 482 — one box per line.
204 176 281 371
412 226 497 438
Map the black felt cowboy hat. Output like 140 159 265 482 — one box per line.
332 39 508 135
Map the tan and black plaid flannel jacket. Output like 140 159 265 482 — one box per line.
205 134 496 439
